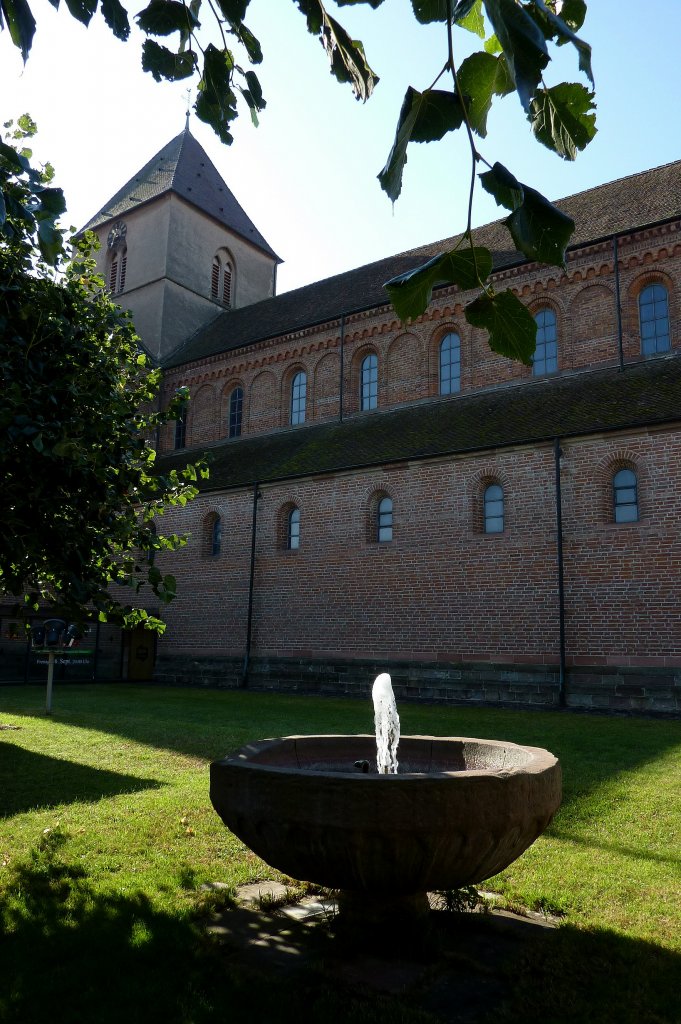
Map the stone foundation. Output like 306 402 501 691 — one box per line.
153 653 681 715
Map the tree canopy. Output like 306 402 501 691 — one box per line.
0 117 204 632
1 0 596 359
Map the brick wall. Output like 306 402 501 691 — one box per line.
153 425 681 714
160 224 681 453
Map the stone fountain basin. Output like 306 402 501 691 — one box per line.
210 735 561 895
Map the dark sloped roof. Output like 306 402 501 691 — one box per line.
80 129 280 261
159 355 681 491
165 159 681 369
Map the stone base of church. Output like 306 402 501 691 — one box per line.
152 653 681 715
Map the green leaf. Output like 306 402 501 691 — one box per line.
137 0 199 37
0 190 6 230
482 0 549 111
378 87 466 202
410 0 447 23
385 246 493 322
505 185 574 268
234 21 262 63
100 0 130 39
0 139 30 172
454 0 484 37
532 0 593 85
1 0 36 60
196 44 238 144
559 0 587 33
465 289 536 364
457 51 512 138
141 39 196 81
214 0 248 20
479 161 524 211
37 218 64 265
530 82 596 160
63 0 97 28
244 69 264 108
238 85 261 125
37 187 66 218
296 0 378 101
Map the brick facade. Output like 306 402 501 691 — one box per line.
84 141 681 714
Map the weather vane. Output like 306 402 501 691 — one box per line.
185 89 192 130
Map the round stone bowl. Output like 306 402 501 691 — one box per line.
210 734 561 922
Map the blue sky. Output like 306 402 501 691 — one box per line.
2 0 680 293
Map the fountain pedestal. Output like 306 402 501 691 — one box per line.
210 735 561 931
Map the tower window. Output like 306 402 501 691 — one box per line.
212 253 233 307
108 247 128 294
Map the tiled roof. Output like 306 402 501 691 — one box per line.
80 129 280 261
164 159 681 369
159 355 681 491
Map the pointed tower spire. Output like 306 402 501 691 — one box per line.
80 129 281 362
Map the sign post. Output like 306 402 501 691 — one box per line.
31 620 89 715
46 650 55 714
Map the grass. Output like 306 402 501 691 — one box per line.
0 684 679 1023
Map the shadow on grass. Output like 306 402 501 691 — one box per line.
0 743 163 817
549 826 681 869
0 840 435 1024
2 684 680 814
1 838 679 1024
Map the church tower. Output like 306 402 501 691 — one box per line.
81 126 281 363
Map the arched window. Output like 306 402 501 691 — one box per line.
639 284 670 355
532 309 558 375
439 333 461 394
174 406 187 450
211 515 222 556
360 353 378 411
484 483 504 533
287 507 300 550
109 247 127 294
291 371 306 425
377 497 393 543
613 469 638 523
211 253 233 307
228 387 243 438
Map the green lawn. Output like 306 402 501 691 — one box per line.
0 684 679 1023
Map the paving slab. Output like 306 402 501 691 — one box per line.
203 883 559 1021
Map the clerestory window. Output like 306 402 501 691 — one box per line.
360 354 378 411
639 284 670 355
291 371 307 425
532 309 558 376
228 387 243 438
439 333 461 394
